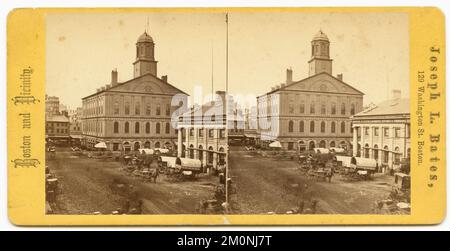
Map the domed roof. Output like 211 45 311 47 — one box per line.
137 31 154 43
313 30 329 41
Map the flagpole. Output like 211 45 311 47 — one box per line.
224 12 230 211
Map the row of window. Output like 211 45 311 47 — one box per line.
288 102 356 115
186 128 226 139
288 120 350 134
113 102 171 116
361 125 410 139
113 121 171 134
46 128 68 134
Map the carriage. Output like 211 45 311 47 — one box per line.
335 156 377 180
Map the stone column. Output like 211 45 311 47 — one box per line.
352 125 358 156
185 127 190 158
360 126 365 157
213 128 219 170
193 128 198 159
369 126 374 159
177 127 182 157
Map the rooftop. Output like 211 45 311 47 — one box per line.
354 98 410 117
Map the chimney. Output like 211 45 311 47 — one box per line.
111 69 118 86
392 89 401 100
161 75 168 82
337 74 343 81
286 68 293 84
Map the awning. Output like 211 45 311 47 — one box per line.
94 142 107 149
269 141 282 148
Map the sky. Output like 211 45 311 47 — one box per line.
46 11 409 109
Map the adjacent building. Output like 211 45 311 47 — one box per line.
351 90 410 170
81 31 187 152
45 95 60 116
46 114 70 144
177 91 230 171
257 31 364 151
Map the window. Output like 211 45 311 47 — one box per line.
156 123 160 134
384 128 389 137
350 103 355 115
208 129 214 138
288 120 294 132
189 128 194 136
135 102 140 115
331 103 336 115
331 122 336 133
165 123 170 134
383 146 389 163
114 101 119 114
299 121 304 132
364 127 369 136
310 102 315 114
145 122 150 134
125 102 130 115
156 104 161 115
166 104 170 116
220 129 225 138
320 121 325 133
374 127 379 136
341 122 345 133
135 122 140 134
299 101 305 114
310 121 315 133
124 122 129 133
395 128 401 138
199 129 204 137
341 103 346 115
289 103 294 114
321 103 326 114
113 122 119 133
146 104 151 115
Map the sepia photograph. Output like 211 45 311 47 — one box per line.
44 11 411 215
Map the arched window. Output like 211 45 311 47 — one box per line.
310 102 315 114
341 103 346 115
113 122 119 133
331 103 336 115
341 121 346 133
330 141 336 147
394 147 401 164
135 122 140 134
154 142 160 148
310 121 315 133
321 103 326 114
135 102 140 115
351 103 355 115
331 122 336 133
383 146 389 163
320 121 326 133
364 144 370 158
125 102 130 115
156 123 160 134
124 122 129 133
145 122 150 134
299 121 304 132
165 123 170 134
288 120 294 132
373 144 379 160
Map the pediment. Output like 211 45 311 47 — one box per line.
283 73 363 95
108 74 186 95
